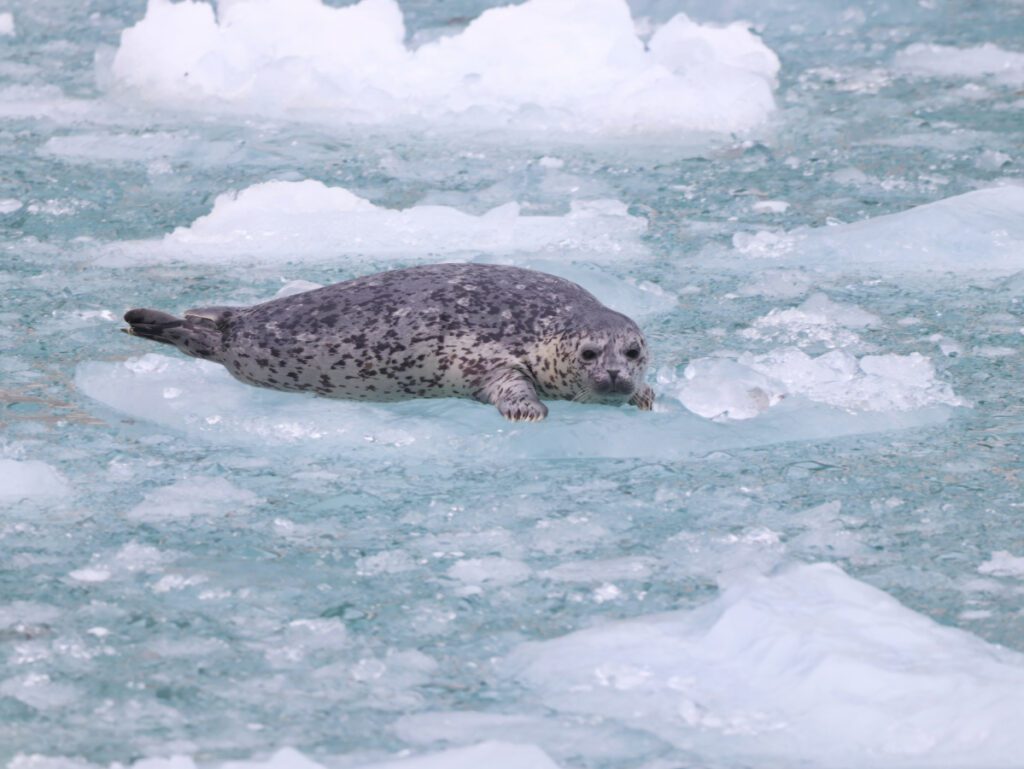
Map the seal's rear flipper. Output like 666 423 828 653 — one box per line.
123 308 223 361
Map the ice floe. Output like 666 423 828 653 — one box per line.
17 743 564 769
109 0 778 134
97 180 647 265
0 12 14 37
0 459 71 502
978 551 1024 578
894 43 1024 85
125 477 261 521
727 186 1024 275
502 562 1024 768
75 351 958 461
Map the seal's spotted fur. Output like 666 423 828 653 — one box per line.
124 263 654 421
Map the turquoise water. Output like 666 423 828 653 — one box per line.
3 1 1024 768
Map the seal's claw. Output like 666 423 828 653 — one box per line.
630 385 656 411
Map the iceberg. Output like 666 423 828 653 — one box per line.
109 0 779 134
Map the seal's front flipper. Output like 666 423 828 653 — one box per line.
477 370 548 422
630 384 655 411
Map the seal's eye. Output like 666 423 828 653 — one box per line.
625 348 641 360
581 349 598 361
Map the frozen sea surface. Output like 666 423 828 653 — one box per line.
3 1 1024 768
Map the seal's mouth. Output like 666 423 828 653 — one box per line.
580 384 634 405
592 380 636 397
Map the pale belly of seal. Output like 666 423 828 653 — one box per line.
123 263 655 421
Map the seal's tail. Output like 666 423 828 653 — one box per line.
123 308 225 362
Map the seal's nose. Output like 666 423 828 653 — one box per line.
607 369 620 382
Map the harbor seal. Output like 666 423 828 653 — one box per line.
123 263 654 422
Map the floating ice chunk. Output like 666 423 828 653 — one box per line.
735 269 812 299
68 567 112 583
978 551 1024 578
503 562 1024 767
0 459 71 502
98 180 647 265
751 199 789 213
0 673 79 710
126 476 261 521
731 229 796 258
0 602 61 629
739 293 881 348
69 543 172 587
666 348 964 420
76 351 957 461
0 12 13 37
894 43 1024 85
542 556 655 583
666 357 784 420
729 186 1024 275
976 149 1012 171
0 198 23 214
110 0 778 134
448 557 531 587
352 741 561 769
119 744 561 769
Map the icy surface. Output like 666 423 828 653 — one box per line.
894 43 1024 84
504 562 1024 767
0 13 14 37
4 1 1024 768
0 460 71 502
724 186 1024 274
109 0 778 134
98 180 647 265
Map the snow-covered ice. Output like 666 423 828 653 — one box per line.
109 0 778 134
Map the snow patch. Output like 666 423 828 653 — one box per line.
0 12 14 37
110 0 778 134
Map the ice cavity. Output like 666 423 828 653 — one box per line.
894 43 1024 85
503 562 1024 768
0 459 71 502
109 0 779 134
728 186 1024 275
98 180 647 265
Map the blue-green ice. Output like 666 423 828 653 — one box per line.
3 1 1024 768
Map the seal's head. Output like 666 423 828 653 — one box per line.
550 310 650 405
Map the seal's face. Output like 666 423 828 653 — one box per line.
569 326 650 405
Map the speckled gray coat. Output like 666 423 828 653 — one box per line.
124 263 654 421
